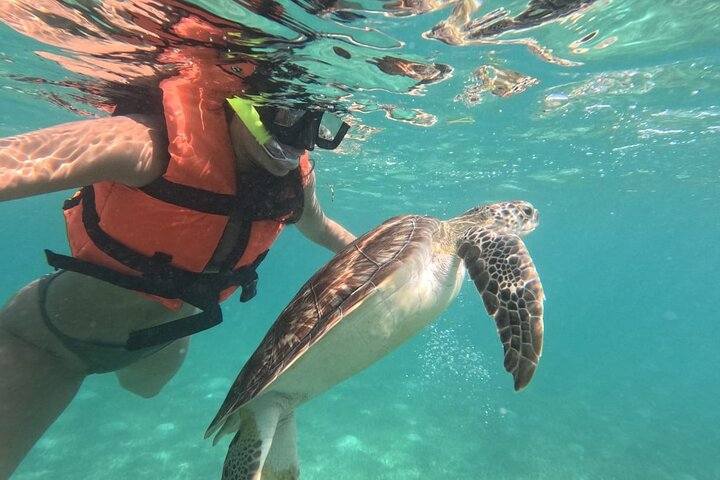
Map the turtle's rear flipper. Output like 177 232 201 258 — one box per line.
264 410 299 479
221 396 298 480
457 226 544 391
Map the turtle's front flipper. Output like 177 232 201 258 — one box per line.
457 226 544 391
221 396 292 480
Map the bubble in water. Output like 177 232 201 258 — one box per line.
418 324 492 390
415 324 494 421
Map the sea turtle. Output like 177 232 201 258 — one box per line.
206 200 545 480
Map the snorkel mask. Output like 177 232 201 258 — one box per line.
227 97 350 162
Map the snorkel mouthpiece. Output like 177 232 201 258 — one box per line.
227 97 272 145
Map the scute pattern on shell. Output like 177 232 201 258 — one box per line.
457 226 544 391
207 215 441 435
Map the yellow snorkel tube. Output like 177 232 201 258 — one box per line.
226 97 272 145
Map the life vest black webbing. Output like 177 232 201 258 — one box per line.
48 163 303 350
139 177 241 215
47 184 266 350
45 248 267 350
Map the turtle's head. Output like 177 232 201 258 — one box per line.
462 201 539 236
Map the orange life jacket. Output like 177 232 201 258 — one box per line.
45 51 311 349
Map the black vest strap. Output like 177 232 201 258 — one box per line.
45 249 266 350
50 185 268 350
79 186 177 274
75 185 263 304
44 249 260 310
125 305 222 350
140 177 240 215
50 161 303 350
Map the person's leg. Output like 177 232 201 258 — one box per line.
40 272 195 398
0 281 87 479
0 273 196 476
116 336 190 398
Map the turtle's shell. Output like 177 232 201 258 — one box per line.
207 214 440 434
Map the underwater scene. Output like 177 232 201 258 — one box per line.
0 0 718 479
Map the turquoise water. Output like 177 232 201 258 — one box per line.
1 1 719 479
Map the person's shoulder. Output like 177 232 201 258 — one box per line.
93 114 169 187
121 114 166 131
77 114 165 134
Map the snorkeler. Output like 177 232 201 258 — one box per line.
0 78 356 477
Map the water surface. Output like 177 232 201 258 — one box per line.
1 1 718 478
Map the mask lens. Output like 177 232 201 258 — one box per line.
319 112 342 140
315 111 350 150
272 108 306 128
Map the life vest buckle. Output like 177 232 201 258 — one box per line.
239 277 258 302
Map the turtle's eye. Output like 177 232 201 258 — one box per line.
521 206 534 216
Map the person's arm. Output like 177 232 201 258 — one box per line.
295 168 355 253
0 114 168 201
